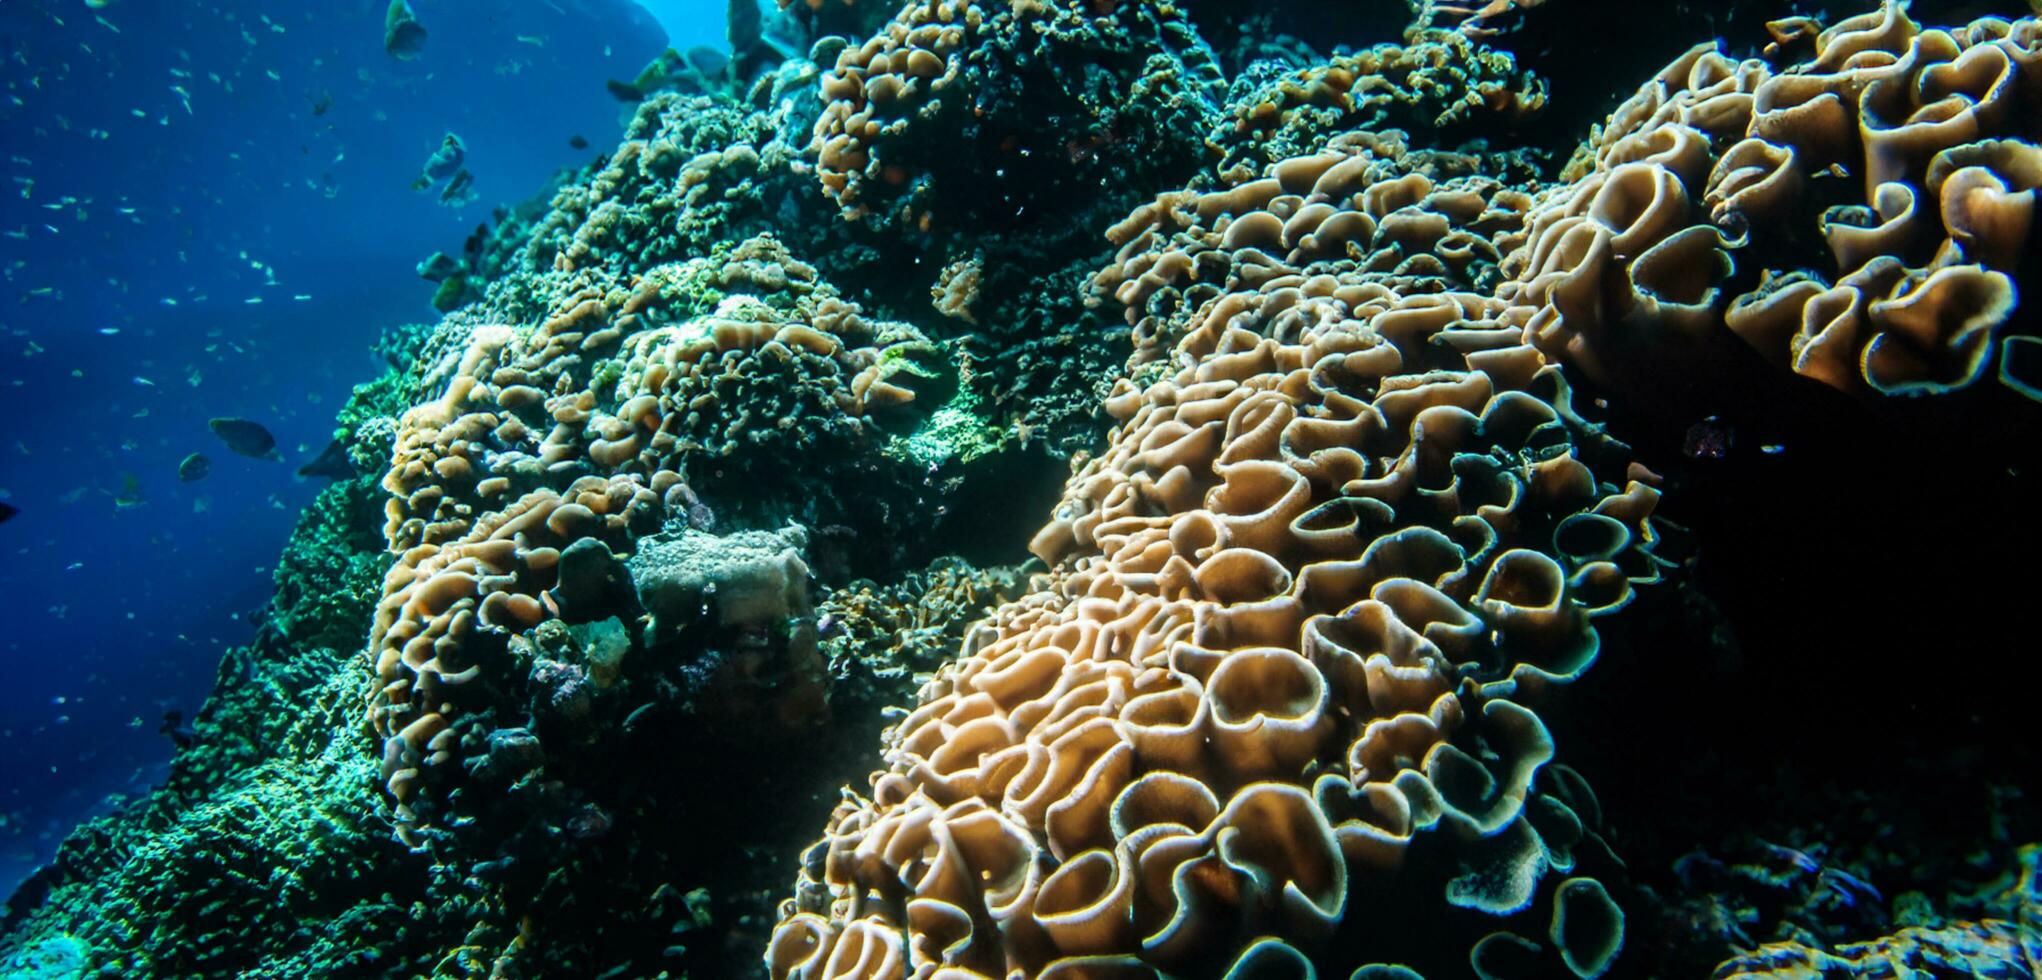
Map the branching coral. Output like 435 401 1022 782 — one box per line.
808 0 1222 235
523 89 820 282
1217 29 1548 182
820 557 1030 682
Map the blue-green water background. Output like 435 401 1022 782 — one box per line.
0 0 722 895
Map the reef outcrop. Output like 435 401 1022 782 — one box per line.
1513 4 2042 406
767 2 2042 977
3 2 2038 979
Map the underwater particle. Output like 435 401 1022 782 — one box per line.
295 439 354 480
208 417 281 460
1683 417 1733 460
384 0 426 60
569 134 589 150
176 452 210 482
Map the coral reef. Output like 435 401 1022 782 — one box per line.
808 0 1221 236
770 70 1676 980
1711 844 2042 978
1094 130 1542 362
4 2 2040 979
1508 4 2042 407
1215 29 1548 182
769 3 2042 977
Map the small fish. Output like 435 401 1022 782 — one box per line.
208 417 282 460
177 452 210 482
296 438 356 481
384 0 427 60
158 710 196 749
1682 416 1733 460
569 134 589 150
415 132 465 189
1819 867 1882 908
0 501 16 524
1755 840 1821 874
438 168 477 208
112 473 144 509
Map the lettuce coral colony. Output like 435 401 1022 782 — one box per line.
2 0 2039 978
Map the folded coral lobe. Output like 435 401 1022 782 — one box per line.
1512 2 2042 404
771 149 1667 980
770 4 2042 973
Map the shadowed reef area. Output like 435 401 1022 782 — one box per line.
4 0 2041 977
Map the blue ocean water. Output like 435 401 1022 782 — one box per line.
0 0 721 895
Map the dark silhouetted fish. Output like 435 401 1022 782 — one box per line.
385 0 427 60
298 438 356 480
569 134 589 150
113 473 145 509
416 250 464 283
209 418 282 460
413 132 465 190
1683 416 1733 460
439 168 477 207
0 502 15 524
158 711 197 750
177 452 211 482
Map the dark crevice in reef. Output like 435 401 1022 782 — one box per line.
1556 357 2042 970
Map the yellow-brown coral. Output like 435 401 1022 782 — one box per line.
368 237 938 844
1516 3 2042 402
770 150 1667 975
1094 131 1537 363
